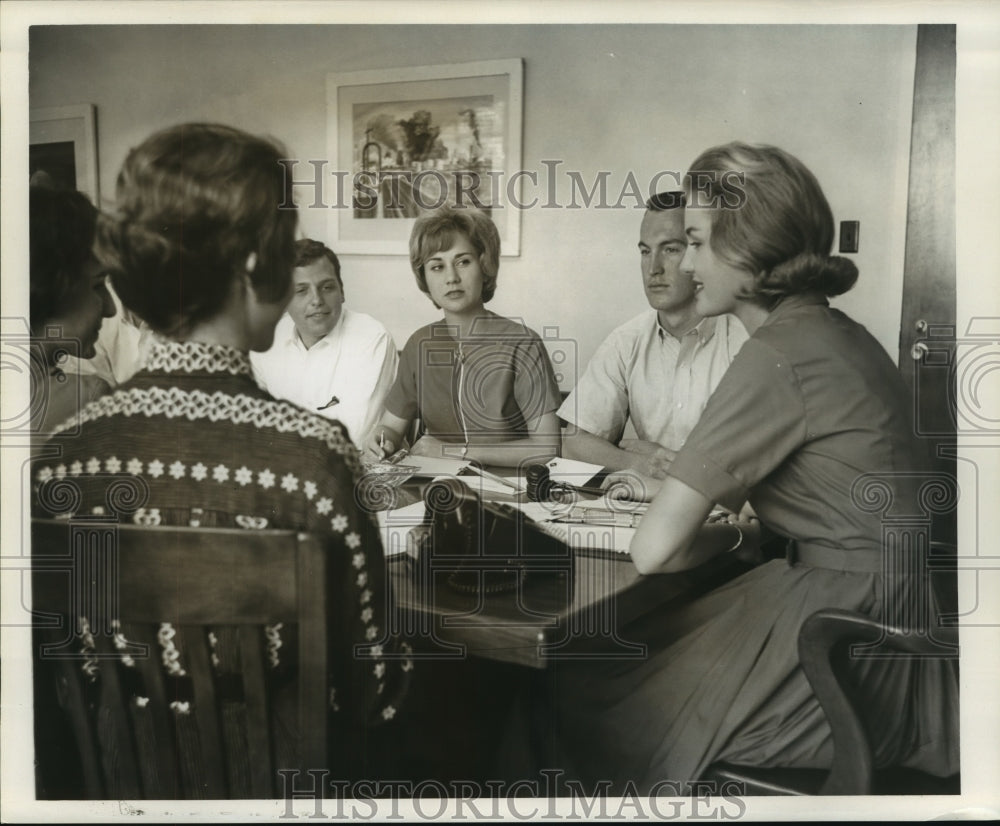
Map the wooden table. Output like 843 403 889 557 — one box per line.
375 475 756 784
388 546 750 668
377 469 755 667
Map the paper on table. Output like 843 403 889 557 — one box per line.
375 500 427 557
517 497 646 520
579 496 648 515
567 524 635 554
359 459 416 487
513 501 635 554
531 518 635 554
424 472 525 498
456 467 526 496
545 456 606 486
398 455 473 478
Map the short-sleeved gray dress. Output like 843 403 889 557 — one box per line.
552 293 959 790
385 311 562 443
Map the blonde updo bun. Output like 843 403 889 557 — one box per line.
756 252 859 303
685 142 856 307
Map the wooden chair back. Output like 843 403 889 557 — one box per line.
31 519 328 799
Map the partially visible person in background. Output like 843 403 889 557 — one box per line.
251 239 398 448
61 279 155 389
29 185 116 435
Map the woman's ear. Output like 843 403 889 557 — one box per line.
735 268 763 302
239 252 259 296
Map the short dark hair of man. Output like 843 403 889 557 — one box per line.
645 191 685 212
293 239 343 289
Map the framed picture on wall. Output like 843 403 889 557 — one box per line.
29 104 100 205
326 59 523 256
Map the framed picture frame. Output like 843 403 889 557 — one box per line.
326 59 523 256
29 104 100 205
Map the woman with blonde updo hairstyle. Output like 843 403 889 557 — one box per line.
684 140 858 309
551 143 958 791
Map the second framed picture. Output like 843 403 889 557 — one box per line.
326 59 523 256
29 104 100 204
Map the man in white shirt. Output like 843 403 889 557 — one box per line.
250 239 398 448
558 192 747 478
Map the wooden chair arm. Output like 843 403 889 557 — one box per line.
797 608 959 795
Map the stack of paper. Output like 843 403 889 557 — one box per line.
532 521 634 554
515 501 636 554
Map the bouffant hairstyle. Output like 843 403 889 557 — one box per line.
685 142 857 308
409 206 500 305
29 186 98 333
294 238 343 290
95 123 298 336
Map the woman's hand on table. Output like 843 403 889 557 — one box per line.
619 439 677 480
707 501 759 525
728 517 764 567
409 433 445 458
706 504 764 565
601 469 663 503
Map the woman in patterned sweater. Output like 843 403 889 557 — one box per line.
32 123 411 793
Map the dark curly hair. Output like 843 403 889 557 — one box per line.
29 186 98 333
95 123 298 336
409 206 500 305
685 142 857 308
294 238 343 289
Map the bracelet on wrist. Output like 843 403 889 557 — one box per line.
727 525 744 554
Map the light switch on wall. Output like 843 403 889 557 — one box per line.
839 220 860 253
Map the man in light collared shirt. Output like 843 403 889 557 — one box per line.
559 192 747 478
250 239 398 448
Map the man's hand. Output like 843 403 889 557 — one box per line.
619 439 677 480
601 469 663 503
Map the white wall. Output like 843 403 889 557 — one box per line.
29 24 917 383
